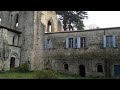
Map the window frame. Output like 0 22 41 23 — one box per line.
81 37 86 48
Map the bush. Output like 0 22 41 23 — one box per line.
36 70 59 79
15 63 30 72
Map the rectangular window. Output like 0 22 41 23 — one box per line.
81 37 86 48
106 35 112 47
68 38 73 48
75 38 77 48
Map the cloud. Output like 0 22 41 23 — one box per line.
84 11 120 29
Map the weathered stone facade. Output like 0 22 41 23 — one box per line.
0 11 120 78
44 28 120 77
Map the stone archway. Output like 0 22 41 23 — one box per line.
10 57 15 68
47 18 54 32
79 65 86 77
10 53 19 69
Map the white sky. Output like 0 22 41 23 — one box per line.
83 11 120 29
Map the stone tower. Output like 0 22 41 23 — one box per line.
0 11 62 70
18 11 45 70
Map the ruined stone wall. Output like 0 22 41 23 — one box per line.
0 28 20 70
18 11 35 68
0 11 19 29
17 11 45 70
32 11 45 70
41 11 63 32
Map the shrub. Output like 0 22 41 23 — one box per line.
36 70 59 79
15 63 30 72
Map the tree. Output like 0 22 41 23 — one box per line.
56 11 88 31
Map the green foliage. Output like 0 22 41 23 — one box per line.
56 11 88 30
15 63 30 73
35 70 59 79
51 49 120 61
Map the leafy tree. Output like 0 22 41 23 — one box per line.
56 11 88 31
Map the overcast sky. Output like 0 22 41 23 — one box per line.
83 11 120 29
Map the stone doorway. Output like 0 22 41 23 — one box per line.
10 57 15 69
114 65 120 78
79 65 85 77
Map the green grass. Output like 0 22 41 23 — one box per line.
58 74 114 79
0 70 114 79
0 70 59 79
0 72 36 79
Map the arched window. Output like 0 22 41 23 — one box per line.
47 21 52 32
97 64 103 72
64 63 68 70
15 14 19 28
0 18 2 25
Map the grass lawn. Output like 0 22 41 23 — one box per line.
0 70 114 79
0 72 37 79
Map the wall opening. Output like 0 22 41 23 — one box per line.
10 57 15 69
0 18 2 25
114 65 120 77
64 63 68 70
79 65 85 77
10 14 13 28
47 21 52 32
97 65 103 72
13 36 15 45
15 14 19 28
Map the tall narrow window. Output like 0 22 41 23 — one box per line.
66 37 75 48
13 36 15 45
81 37 86 48
15 14 19 28
10 15 13 28
106 35 112 47
69 38 73 48
47 21 52 32
0 18 2 25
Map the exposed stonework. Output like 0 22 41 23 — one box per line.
44 27 120 77
0 11 120 78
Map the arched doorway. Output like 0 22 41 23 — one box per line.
10 53 19 69
10 57 15 69
79 65 85 77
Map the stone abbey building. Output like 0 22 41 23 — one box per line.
0 11 120 78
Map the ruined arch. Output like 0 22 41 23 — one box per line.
9 12 19 29
15 13 19 28
47 18 54 32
